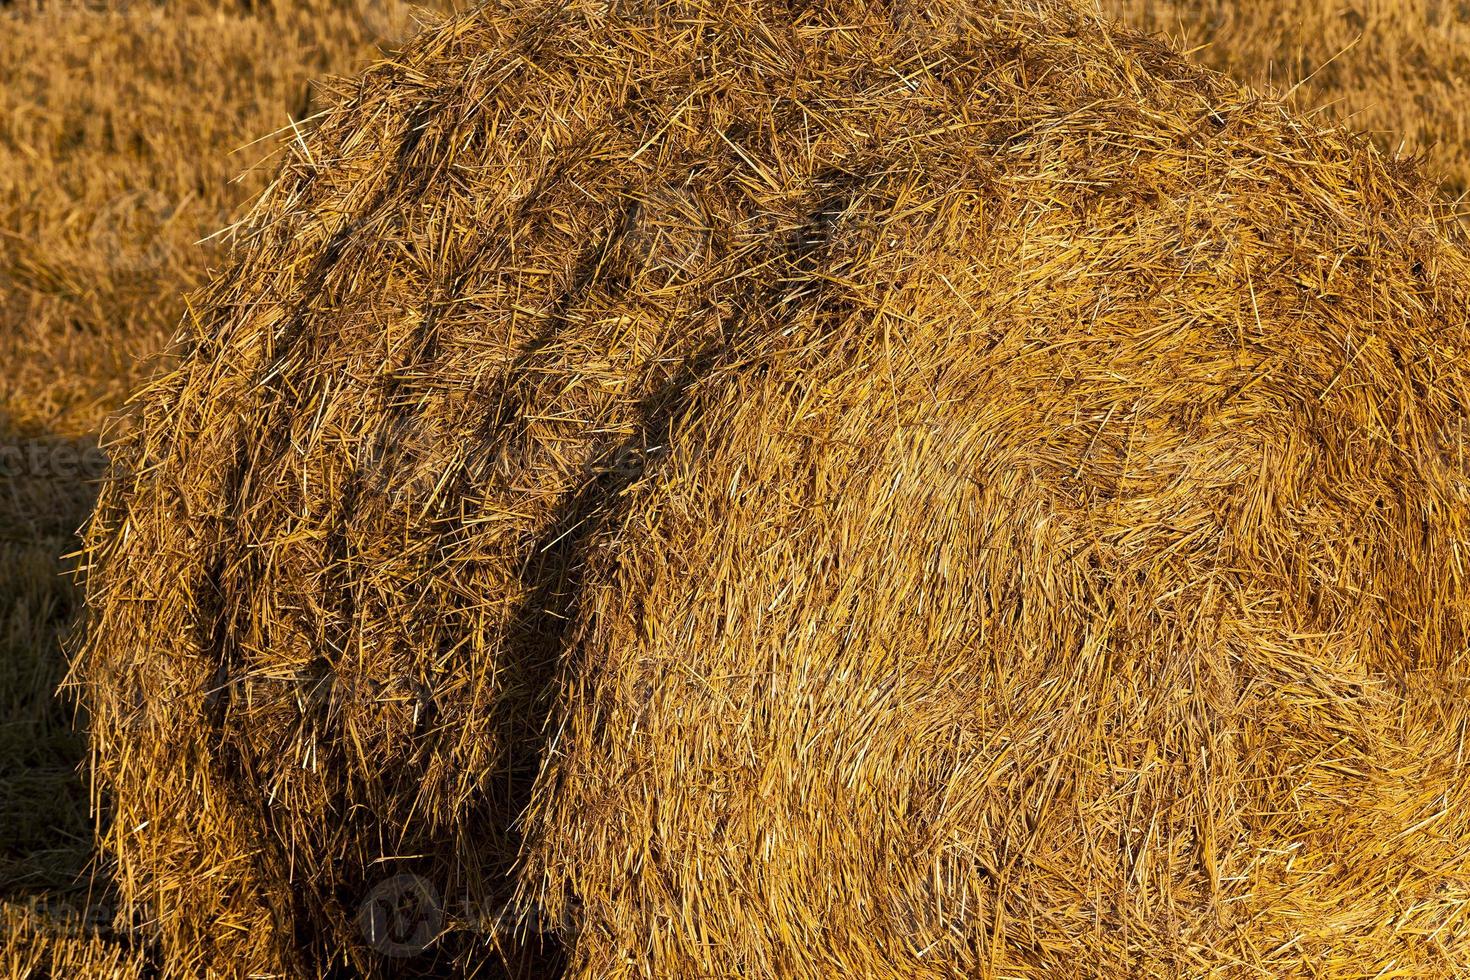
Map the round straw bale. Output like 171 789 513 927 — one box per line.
74 0 1470 977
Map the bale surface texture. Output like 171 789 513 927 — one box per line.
75 0 1470 977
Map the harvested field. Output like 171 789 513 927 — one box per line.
0 0 435 436
0 900 145 980
70 0 1470 978
1103 0 1470 199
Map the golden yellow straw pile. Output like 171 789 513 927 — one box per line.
74 0 1470 977
0 3 442 974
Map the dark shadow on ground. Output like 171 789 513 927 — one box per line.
0 414 106 898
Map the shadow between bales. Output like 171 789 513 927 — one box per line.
456 184 862 978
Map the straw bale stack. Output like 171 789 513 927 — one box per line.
74 0 1470 976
